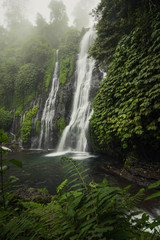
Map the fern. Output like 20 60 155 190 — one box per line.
1 215 37 240
0 157 159 240
48 157 158 240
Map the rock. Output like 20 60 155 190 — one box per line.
14 187 52 204
101 163 160 189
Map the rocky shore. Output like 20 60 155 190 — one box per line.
101 162 160 189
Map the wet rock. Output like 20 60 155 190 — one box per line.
101 163 160 189
89 68 103 102
14 187 52 204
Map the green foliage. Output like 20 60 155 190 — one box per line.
0 130 22 208
0 157 160 239
1 214 38 240
32 106 39 118
44 49 56 92
15 63 38 106
59 117 66 135
90 0 160 67
0 57 19 108
0 108 13 131
21 106 39 143
59 57 70 84
90 10 160 158
36 121 41 135
59 29 80 85
22 38 53 69
48 0 69 47
14 110 21 118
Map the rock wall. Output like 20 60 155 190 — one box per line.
11 59 102 150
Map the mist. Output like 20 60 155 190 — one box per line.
72 0 100 29
0 0 100 28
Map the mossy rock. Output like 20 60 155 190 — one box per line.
14 187 52 204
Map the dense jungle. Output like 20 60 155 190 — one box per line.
0 0 160 239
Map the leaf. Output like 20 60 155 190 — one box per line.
79 223 93 237
0 130 8 144
8 176 19 183
0 165 9 172
57 179 68 193
148 180 160 189
145 191 160 201
9 159 22 168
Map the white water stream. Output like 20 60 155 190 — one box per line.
57 28 96 152
38 50 59 149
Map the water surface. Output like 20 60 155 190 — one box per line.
6 150 160 217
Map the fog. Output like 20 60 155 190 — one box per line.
0 0 100 28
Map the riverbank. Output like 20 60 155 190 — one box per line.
101 161 160 189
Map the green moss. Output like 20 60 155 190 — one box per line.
36 120 41 134
24 92 35 106
15 110 22 118
32 105 39 117
0 108 13 130
44 49 56 92
53 120 57 130
69 56 75 78
59 29 80 85
59 56 76 85
21 105 39 143
59 117 66 134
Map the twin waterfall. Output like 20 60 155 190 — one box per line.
38 50 59 149
57 28 95 152
39 28 95 152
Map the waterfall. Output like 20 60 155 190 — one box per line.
57 28 95 152
38 50 59 149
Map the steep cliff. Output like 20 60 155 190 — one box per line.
90 0 160 161
11 29 102 150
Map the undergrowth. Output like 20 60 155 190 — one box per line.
0 157 160 240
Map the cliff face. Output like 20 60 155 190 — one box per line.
11 63 102 150
90 7 160 161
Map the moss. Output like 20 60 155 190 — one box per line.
36 120 41 134
21 105 39 143
53 120 57 130
44 49 56 92
0 108 13 130
15 110 22 118
59 117 66 134
59 56 76 85
32 105 39 117
69 56 76 78
59 29 80 85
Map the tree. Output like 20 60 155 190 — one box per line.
49 0 68 23
0 58 19 107
15 63 38 106
0 109 13 130
48 0 68 47
22 38 53 69
0 26 7 51
36 13 49 43
72 0 91 30
3 0 33 47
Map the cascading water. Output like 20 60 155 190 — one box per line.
57 28 95 153
38 50 59 149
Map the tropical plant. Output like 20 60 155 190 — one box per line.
0 157 160 239
90 9 160 160
0 129 22 208
0 108 13 131
21 106 39 143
